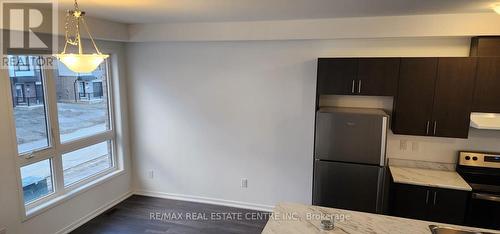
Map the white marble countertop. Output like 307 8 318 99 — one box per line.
262 203 499 234
389 166 472 191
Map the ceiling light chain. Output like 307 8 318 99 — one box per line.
57 0 109 73
73 0 79 11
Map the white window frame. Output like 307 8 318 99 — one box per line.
7 57 122 220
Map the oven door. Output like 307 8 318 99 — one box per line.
466 193 500 230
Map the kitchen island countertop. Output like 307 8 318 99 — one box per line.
262 203 498 234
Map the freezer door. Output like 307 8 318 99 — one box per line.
313 160 385 213
315 110 387 166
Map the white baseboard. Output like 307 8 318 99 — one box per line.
135 190 275 212
56 191 133 234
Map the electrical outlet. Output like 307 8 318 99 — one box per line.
148 170 154 179
400 140 408 151
241 178 248 188
411 141 419 152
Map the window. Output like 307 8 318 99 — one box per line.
55 62 110 143
20 159 54 204
9 57 50 154
62 141 113 187
8 56 118 214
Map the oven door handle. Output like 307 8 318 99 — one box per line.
472 193 500 203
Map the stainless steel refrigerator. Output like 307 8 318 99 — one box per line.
313 107 389 214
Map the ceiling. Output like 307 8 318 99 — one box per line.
58 0 499 24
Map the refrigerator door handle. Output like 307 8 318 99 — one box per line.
379 116 388 166
375 167 385 213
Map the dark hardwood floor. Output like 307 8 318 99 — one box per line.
71 195 270 234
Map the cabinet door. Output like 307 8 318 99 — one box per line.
432 58 477 138
357 58 400 96
473 57 500 113
392 58 438 136
390 183 429 220
427 188 468 225
317 58 358 95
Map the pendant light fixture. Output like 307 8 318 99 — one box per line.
56 0 109 73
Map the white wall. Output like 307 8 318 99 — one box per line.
0 40 131 234
127 37 494 209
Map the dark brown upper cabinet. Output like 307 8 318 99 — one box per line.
472 57 500 113
317 58 357 95
392 58 438 136
317 58 399 96
357 58 400 96
432 58 477 138
393 57 477 138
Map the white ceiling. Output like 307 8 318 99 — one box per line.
59 0 499 24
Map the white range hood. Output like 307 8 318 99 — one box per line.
470 112 500 130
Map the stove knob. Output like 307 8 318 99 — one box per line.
465 156 471 160
473 156 478 161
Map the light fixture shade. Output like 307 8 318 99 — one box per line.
56 53 109 73
494 4 500 14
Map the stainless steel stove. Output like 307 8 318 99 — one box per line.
457 151 500 230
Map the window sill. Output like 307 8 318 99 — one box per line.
23 169 126 222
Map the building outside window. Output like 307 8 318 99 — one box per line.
13 56 31 71
56 61 106 102
9 56 44 107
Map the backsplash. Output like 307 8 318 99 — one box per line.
320 95 500 164
388 158 456 171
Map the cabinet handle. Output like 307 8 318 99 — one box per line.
433 121 437 136
426 121 430 135
358 80 362 94
351 80 356 93
433 191 437 205
426 190 430 204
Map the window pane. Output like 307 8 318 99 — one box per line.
21 159 54 204
55 60 110 143
62 141 113 186
8 56 50 154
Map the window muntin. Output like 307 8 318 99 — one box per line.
62 141 113 187
55 62 111 143
20 159 54 204
8 55 50 154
